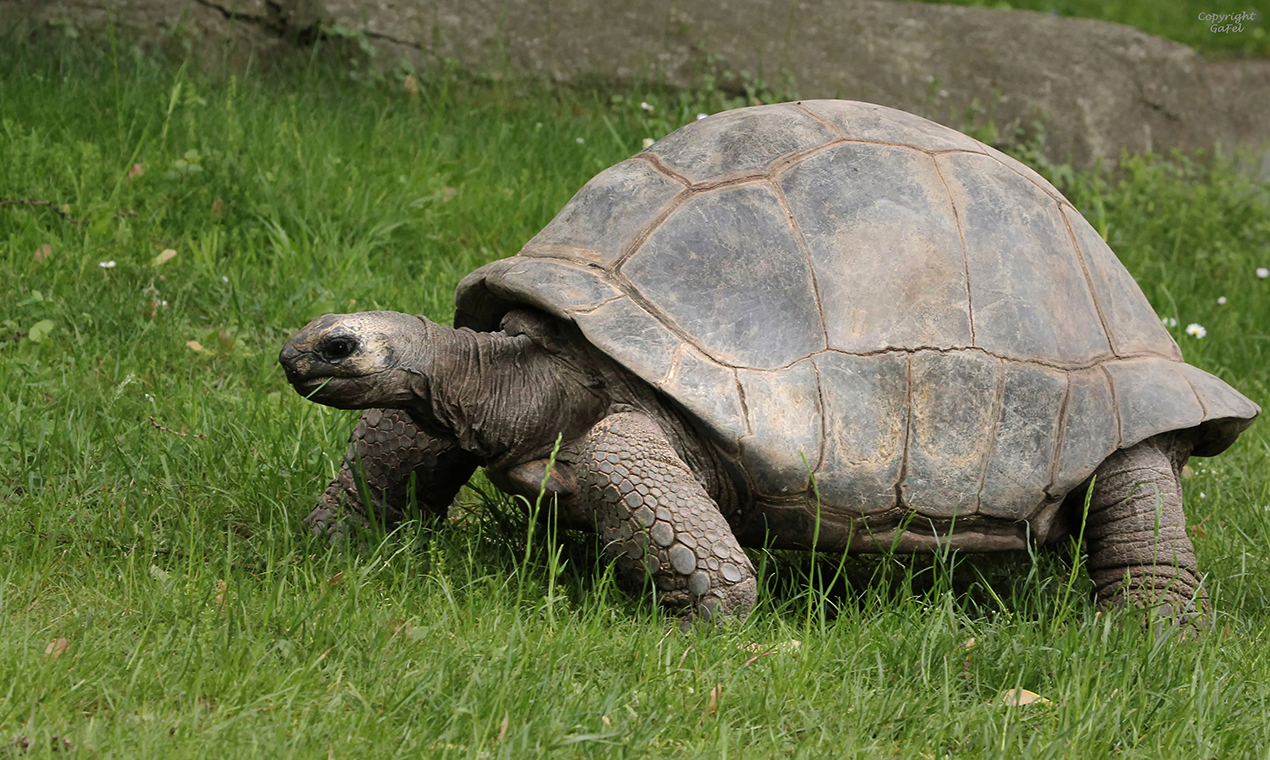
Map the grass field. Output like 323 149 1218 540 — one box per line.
2 44 1270 758
908 0 1268 57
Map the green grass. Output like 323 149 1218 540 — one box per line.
906 0 1269 57
2 44 1270 758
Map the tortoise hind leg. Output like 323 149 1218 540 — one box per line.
1084 434 1203 622
576 412 756 623
307 408 479 539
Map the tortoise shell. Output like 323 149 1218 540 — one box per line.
455 100 1259 525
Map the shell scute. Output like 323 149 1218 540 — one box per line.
812 351 909 515
737 361 821 496
523 158 684 266
571 297 683 384
778 142 973 352
1173 363 1261 455
646 104 838 184
977 363 1067 519
901 350 1001 517
937 151 1113 363
797 99 988 154
1053 368 1119 497
1060 205 1182 359
1105 358 1204 448
981 143 1066 203
487 259 622 320
662 346 746 451
622 182 824 370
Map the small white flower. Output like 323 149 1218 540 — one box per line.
575 137 585 144
1160 316 1178 328
1217 296 1227 305
639 101 654 113
641 138 655 149
221 275 229 283
1186 323 1207 339
1200 492 1207 498
696 113 709 121
1258 267 1269 279
99 260 116 269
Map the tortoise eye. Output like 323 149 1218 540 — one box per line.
323 337 356 360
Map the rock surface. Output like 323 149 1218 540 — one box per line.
4 0 1268 168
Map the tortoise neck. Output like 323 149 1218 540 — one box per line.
417 318 602 465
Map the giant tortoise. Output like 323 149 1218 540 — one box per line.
279 100 1259 623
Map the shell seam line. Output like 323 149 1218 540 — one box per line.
1058 206 1118 357
517 248 620 272
1100 364 1124 451
634 153 692 187
791 102 848 140
635 343 1176 375
929 154 978 347
734 372 754 437
612 190 691 270
658 343 687 388
1180 373 1211 420
1043 372 1074 498
809 357 830 474
893 352 914 510
973 358 1008 515
563 294 625 315
767 178 832 351
647 139 1000 194
607 270 738 369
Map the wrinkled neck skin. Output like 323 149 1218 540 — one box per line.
406 317 606 467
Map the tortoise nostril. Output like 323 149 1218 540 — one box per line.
279 344 301 371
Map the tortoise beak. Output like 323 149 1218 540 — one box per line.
278 343 313 383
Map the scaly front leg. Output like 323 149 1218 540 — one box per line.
576 411 756 623
306 408 479 539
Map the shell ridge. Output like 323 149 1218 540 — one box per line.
1058 206 1118 356
930 155 978 347
1043 372 1073 496
768 178 832 351
1099 363 1125 451
973 357 1008 514
895 352 914 510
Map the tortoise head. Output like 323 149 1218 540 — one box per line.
279 311 432 409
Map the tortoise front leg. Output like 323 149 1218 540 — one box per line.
306 408 479 539
576 411 757 623
1084 434 1203 622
